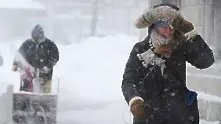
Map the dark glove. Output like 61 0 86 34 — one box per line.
12 65 18 72
130 99 145 120
41 66 51 74
171 15 194 34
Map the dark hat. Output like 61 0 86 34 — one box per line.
153 3 179 11
31 24 44 41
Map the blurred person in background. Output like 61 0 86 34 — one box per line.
12 24 59 93
0 54 3 66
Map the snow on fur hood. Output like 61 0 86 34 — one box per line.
135 5 182 29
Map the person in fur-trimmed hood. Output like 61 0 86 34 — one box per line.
121 3 214 124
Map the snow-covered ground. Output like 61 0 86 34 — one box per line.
0 35 220 124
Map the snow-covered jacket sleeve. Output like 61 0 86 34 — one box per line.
184 30 215 69
121 43 144 106
13 39 36 67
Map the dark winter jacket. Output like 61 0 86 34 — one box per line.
17 38 59 69
14 38 59 81
121 35 214 123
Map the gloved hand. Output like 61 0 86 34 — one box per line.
172 15 199 41
171 15 194 34
130 99 145 120
12 65 18 72
41 66 51 74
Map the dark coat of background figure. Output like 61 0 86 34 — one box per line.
13 25 59 82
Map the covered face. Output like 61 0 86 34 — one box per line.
154 20 174 38
150 20 175 51
135 3 184 57
31 24 45 42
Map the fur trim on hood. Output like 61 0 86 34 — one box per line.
135 5 182 29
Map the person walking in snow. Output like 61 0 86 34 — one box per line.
12 24 59 93
121 3 214 124
0 54 3 66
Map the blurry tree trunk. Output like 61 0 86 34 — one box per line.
46 0 54 39
138 0 149 41
91 0 99 36
127 6 132 35
214 0 221 61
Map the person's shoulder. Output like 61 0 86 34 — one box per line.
25 38 34 42
22 38 35 45
44 38 56 44
132 36 151 52
43 38 59 50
